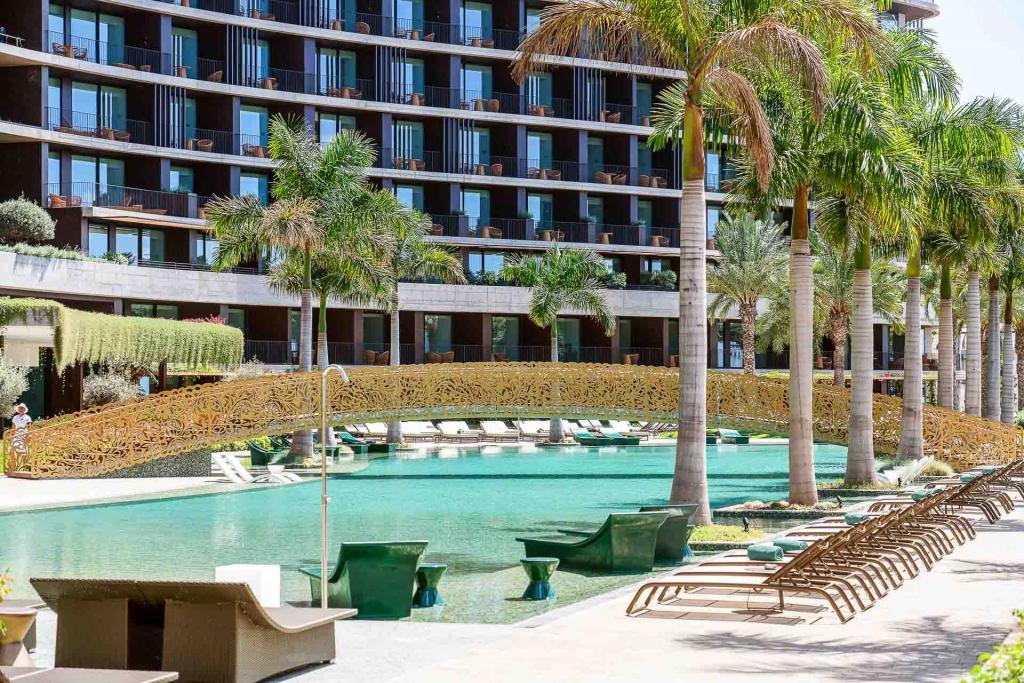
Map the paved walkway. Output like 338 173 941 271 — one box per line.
0 475 235 514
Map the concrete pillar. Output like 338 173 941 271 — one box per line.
112 299 124 315
628 133 639 186
610 318 621 364
352 309 364 363
414 311 425 363
662 318 670 367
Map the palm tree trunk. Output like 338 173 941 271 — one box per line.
670 104 710 526
787 185 816 505
831 313 848 387
386 293 403 444
964 270 982 416
938 265 954 410
985 276 1002 420
316 294 337 447
898 250 923 459
739 303 756 375
548 319 564 443
289 249 314 461
845 240 876 484
1003 287 1017 424
1015 326 1024 411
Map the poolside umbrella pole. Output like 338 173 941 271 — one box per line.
319 364 350 609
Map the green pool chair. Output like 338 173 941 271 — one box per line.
269 435 292 450
716 428 750 445
706 433 718 445
559 505 698 562
338 430 397 454
247 440 290 466
572 429 617 446
300 541 428 619
516 511 668 571
599 429 641 446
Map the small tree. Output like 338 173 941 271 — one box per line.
503 243 615 442
0 354 28 429
222 358 269 382
83 370 141 408
707 213 788 374
0 197 56 244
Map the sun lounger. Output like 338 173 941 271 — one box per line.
572 429 617 446
480 420 521 442
517 511 669 571
300 541 428 619
363 423 390 441
31 578 354 683
213 453 299 484
559 504 697 562
609 420 651 440
438 421 482 442
247 440 290 466
337 430 395 454
399 421 440 442
2 667 179 682
598 429 641 446
514 420 550 441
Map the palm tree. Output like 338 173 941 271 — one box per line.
503 243 615 442
377 193 465 443
206 116 376 460
734 27 949 500
707 213 787 375
758 233 905 391
985 271 1002 421
922 266 968 409
512 0 879 524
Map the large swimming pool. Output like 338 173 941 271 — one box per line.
0 443 847 623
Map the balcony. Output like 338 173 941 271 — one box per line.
44 31 170 74
43 182 210 219
45 108 153 146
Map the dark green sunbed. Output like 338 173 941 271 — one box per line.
300 541 428 619
559 505 698 562
269 435 291 450
716 428 750 445
600 430 641 446
338 431 397 454
706 434 718 445
572 429 617 446
516 511 669 571
247 441 291 466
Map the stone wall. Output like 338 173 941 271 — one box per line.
97 449 212 478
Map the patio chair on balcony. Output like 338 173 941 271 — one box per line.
594 171 612 184
622 353 639 365
548 169 562 181
54 118 75 134
207 70 223 83
602 110 621 124
612 173 628 185
374 350 390 365
47 194 81 209
487 99 501 112
356 21 371 33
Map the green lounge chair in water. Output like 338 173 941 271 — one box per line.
516 511 669 571
598 429 641 446
300 541 428 619
716 428 750 445
706 433 718 445
338 430 397 454
559 505 698 562
572 429 617 446
269 435 291 450
248 440 290 466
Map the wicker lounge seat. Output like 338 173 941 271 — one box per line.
300 541 427 619
517 511 669 571
30 578 354 683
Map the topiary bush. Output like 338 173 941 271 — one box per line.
83 371 141 408
0 197 56 244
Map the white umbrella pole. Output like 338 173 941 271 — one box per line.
320 364 349 609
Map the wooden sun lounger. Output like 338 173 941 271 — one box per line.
31 578 355 683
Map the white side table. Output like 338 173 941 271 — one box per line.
215 564 281 608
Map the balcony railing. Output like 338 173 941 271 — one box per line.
45 108 153 146
43 182 209 218
378 148 444 173
45 31 170 74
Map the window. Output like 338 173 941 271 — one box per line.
637 200 653 228
48 4 65 44
587 197 604 228
467 250 503 274
587 137 604 176
71 155 125 203
707 206 723 240
393 58 424 98
72 82 127 132
97 13 125 64
556 318 581 358
168 96 196 148
394 0 425 33
87 225 108 257
668 319 678 356
619 319 632 350
239 173 269 204
47 153 61 192
461 2 493 43
461 189 490 231
128 303 179 319
289 309 301 355
195 231 219 265
636 82 653 119
169 166 194 193
638 145 652 177
706 151 720 190
141 229 165 262
363 313 385 349
47 78 61 127
257 40 270 79
317 112 356 143
643 257 670 272
240 105 269 147
492 316 519 359
526 193 552 227
393 120 424 159
459 127 490 168
226 308 245 331
317 47 356 93
394 185 424 211
460 64 493 100
525 8 542 34
603 257 621 273
526 73 553 107
172 27 198 73
526 132 552 168
424 315 452 353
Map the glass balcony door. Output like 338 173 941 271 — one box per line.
492 316 519 360
172 27 198 73
318 48 357 93
461 189 491 232
240 105 269 148
394 184 424 211
460 64 493 102
527 132 552 169
459 127 490 170
393 120 424 160
527 193 553 228
556 318 581 360
461 2 493 43
424 315 453 354
317 112 357 144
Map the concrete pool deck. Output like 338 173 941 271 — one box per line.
22 505 1024 682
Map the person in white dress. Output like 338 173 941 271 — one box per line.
10 403 31 443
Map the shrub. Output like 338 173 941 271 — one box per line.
964 609 1024 682
0 354 28 417
920 459 955 477
640 270 678 291
600 271 627 289
0 198 56 243
83 371 141 408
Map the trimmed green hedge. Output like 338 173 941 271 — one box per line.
964 610 1024 682
0 297 243 370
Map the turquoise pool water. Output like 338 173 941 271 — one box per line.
0 443 847 623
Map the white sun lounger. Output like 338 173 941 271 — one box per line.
480 420 521 441
213 453 299 485
438 421 483 442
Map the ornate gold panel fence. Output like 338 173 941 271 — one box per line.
3 364 1019 478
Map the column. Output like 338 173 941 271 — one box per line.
610 319 621 364
662 318 671 367
352 309 364 363
414 311 425 363
482 313 493 362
